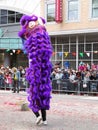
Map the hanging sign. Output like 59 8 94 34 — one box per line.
55 0 63 23
52 52 56 56
79 52 84 57
94 51 98 54
58 52 62 57
6 49 10 52
64 52 68 57
64 61 70 68
86 52 90 57
72 52 76 56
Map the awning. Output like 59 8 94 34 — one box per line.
0 38 22 49
0 0 41 15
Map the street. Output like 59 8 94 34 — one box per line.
0 91 98 130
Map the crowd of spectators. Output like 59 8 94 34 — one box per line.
51 62 98 80
0 65 27 93
0 61 98 94
51 61 98 93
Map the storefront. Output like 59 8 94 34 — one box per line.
0 0 41 67
51 33 98 69
0 37 28 67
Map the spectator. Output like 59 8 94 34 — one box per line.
89 72 96 80
0 71 4 88
83 72 90 85
62 70 69 79
12 67 20 93
69 71 76 83
4 72 12 90
91 63 96 71
50 69 56 80
55 70 63 84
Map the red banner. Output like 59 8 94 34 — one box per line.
55 0 63 23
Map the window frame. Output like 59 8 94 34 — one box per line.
66 0 80 22
45 0 55 24
91 0 98 19
0 9 23 25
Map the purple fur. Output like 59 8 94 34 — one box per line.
18 14 52 113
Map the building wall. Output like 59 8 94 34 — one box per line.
41 0 98 34
0 0 41 68
40 0 98 69
0 0 98 69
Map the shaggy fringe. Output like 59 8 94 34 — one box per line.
18 15 52 112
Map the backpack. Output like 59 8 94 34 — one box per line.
14 73 18 80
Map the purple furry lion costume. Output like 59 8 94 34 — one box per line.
18 14 53 113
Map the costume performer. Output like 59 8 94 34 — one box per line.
18 14 53 125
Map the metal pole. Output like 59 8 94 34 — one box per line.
62 44 63 68
76 35 79 70
91 43 93 64
69 35 71 53
77 81 80 95
55 37 57 63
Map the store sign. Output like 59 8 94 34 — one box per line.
55 0 63 23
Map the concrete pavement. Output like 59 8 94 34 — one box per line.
0 90 98 130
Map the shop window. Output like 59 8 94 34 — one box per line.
0 53 4 66
16 13 23 22
8 15 15 23
0 16 7 24
8 10 15 15
1 10 7 15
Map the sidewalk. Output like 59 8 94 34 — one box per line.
0 90 98 130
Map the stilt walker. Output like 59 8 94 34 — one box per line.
18 14 53 125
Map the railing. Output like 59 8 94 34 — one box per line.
52 79 98 95
1 78 98 95
0 78 28 91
